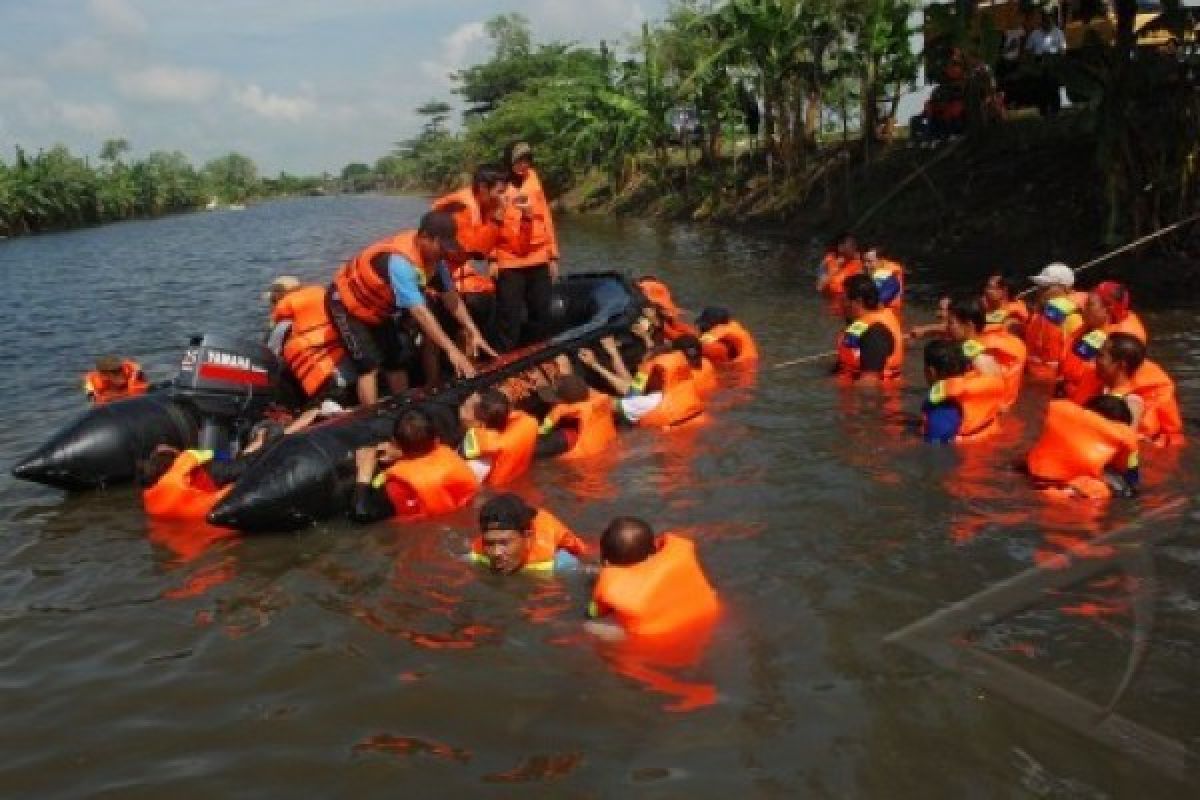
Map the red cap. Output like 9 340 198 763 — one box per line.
1093 281 1130 322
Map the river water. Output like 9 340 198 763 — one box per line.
1 196 1197 797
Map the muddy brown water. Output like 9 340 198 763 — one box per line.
1 196 1197 797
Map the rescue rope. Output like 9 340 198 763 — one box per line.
1016 211 1200 299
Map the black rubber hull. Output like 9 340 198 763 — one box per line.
11 394 197 491
210 271 642 533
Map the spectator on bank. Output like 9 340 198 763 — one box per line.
1025 10 1067 117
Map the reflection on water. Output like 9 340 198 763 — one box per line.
1 197 1198 795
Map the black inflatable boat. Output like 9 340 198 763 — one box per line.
209 271 641 532
13 271 642 532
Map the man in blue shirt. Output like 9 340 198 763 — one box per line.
329 211 495 405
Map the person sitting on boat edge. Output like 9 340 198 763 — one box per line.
470 492 592 575
351 408 479 523
267 276 357 407
459 389 539 486
535 358 619 461
1024 394 1140 500
328 210 496 406
833 274 903 386
577 333 705 430
695 306 759 366
585 516 719 641
920 339 1006 444
84 354 148 405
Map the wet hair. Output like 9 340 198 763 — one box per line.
924 338 970 378
673 334 703 369
834 231 856 248
137 445 180 488
479 492 536 533
985 274 1012 296
695 306 730 333
600 516 657 566
478 389 511 431
471 164 509 192
554 373 590 404
393 408 437 456
1106 332 1146 374
844 274 880 310
1085 393 1134 425
948 293 987 333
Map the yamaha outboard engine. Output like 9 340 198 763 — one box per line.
172 334 282 457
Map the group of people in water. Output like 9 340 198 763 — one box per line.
77 152 1186 647
821 232 1185 502
83 142 763 643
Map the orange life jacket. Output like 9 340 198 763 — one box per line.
927 370 1007 442
985 299 1030 332
976 329 1027 409
470 508 590 572
821 254 863 297
142 449 233 521
496 169 558 270
701 321 759 366
376 443 479 519
870 259 905 310
272 286 348 398
591 534 719 638
835 309 904 380
634 351 705 429
540 390 618 460
694 357 719 395
332 231 429 325
1058 328 1108 405
1108 311 1148 344
1110 360 1185 446
637 277 679 316
84 360 148 405
462 410 539 486
1025 296 1082 378
1027 399 1140 491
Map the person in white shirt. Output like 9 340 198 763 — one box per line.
1025 12 1067 56
1025 11 1067 116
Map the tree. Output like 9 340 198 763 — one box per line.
203 152 259 203
99 138 131 165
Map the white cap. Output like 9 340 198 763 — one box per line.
1029 262 1075 288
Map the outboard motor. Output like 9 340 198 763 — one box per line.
172 334 282 457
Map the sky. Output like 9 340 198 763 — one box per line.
0 0 669 175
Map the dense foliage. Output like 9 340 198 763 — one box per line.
0 140 323 238
361 1 922 197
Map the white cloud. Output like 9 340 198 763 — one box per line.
527 0 648 43
117 65 222 103
45 36 124 72
232 84 317 122
420 21 487 88
0 76 49 100
88 0 149 38
57 101 121 132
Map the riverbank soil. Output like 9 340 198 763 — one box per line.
565 112 1200 306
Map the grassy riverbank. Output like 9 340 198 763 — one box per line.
559 111 1200 305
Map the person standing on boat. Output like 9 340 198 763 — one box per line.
328 210 493 406
493 142 561 352
432 165 533 346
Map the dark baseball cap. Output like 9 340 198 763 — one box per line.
418 210 464 255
